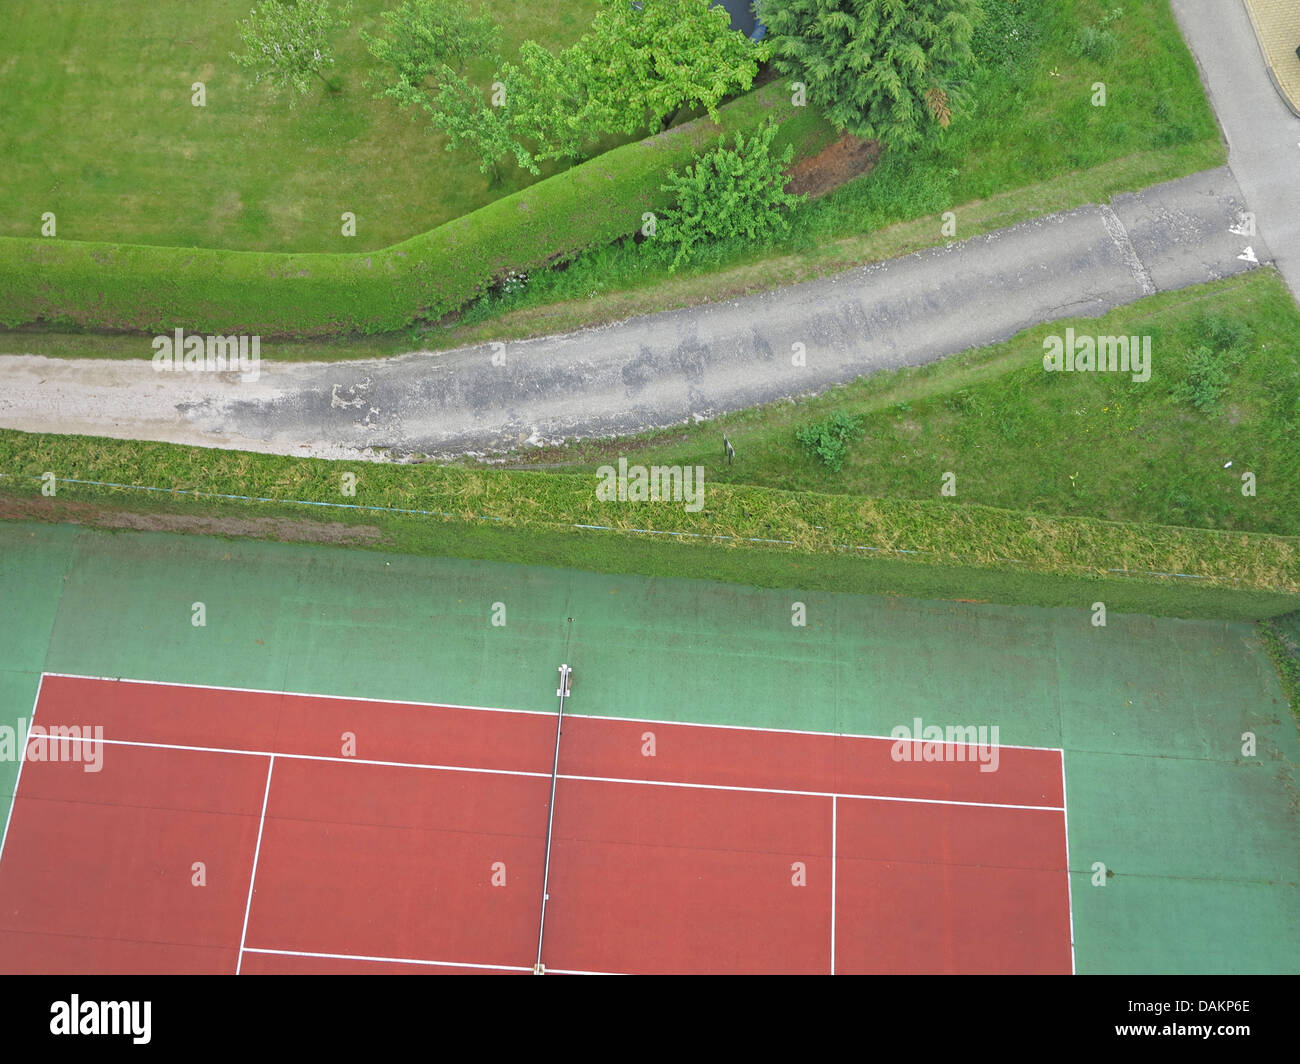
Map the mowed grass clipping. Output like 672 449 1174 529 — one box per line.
0 0 600 253
507 270 1300 538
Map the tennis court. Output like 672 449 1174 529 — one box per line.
0 673 1072 975
3 523 1296 973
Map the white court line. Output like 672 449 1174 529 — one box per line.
235 756 275 977
1061 749 1077 976
241 946 622 976
0 675 43 875
25 672 1075 975
575 709 1065 753
38 672 1066 753
560 771 1064 811
63 734 553 782
58 735 1065 811
241 946 532 973
39 672 553 720
831 795 837 977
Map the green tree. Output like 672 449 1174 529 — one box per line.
231 0 353 102
426 66 538 184
761 0 981 150
363 0 501 109
504 42 597 164
657 120 804 272
577 0 767 135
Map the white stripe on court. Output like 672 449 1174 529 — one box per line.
37 672 1066 753
52 734 1065 811
1061 751 1077 976
235 756 275 977
240 946 534 973
240 946 623 975
831 795 837 977
0 675 44 875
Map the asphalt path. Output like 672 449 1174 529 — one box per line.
0 1 1292 461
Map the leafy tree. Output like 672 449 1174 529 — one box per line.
424 0 768 175
760 0 981 150
231 0 353 102
504 42 597 163
657 120 804 272
363 0 501 109
577 0 767 135
426 66 538 183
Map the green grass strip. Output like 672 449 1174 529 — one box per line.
2 429 1296 621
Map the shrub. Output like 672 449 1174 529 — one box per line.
657 120 805 272
1170 312 1249 413
944 388 978 414
1200 312 1249 352
969 0 1043 76
1069 7 1124 64
795 412 865 472
1069 26 1118 63
1172 346 1243 413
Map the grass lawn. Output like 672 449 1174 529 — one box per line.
0 0 599 252
502 269 1300 538
3 1 1218 281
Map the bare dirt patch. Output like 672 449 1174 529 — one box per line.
784 133 882 200
0 495 383 545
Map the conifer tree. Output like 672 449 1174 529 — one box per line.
760 0 981 149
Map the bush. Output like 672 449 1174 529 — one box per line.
1201 312 1249 352
1172 346 1243 413
1170 313 1249 414
795 412 865 472
943 388 979 415
1069 25 1118 62
1069 7 1124 63
657 120 805 272
969 0 1044 76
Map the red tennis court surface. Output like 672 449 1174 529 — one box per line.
0 674 1073 975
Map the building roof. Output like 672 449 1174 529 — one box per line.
712 0 765 40
630 1 766 42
